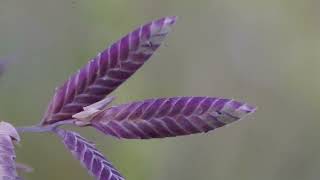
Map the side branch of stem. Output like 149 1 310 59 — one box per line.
16 119 76 133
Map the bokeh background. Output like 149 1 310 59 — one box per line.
1 0 320 179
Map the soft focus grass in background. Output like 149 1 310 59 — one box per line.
1 0 320 179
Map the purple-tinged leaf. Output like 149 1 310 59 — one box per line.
0 122 20 180
54 129 125 180
41 16 177 125
88 97 256 139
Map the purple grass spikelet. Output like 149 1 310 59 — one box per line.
0 121 20 180
41 16 177 126
54 129 125 180
74 97 256 139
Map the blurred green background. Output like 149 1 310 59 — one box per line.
1 0 320 179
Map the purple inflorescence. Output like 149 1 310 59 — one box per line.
54 129 125 180
0 122 20 180
17 16 257 179
41 16 177 125
89 97 256 139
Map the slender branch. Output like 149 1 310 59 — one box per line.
16 119 76 133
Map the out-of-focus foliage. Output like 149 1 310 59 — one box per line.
0 0 319 180
0 60 5 77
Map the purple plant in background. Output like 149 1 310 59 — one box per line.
0 54 18 78
0 59 8 77
1 16 256 179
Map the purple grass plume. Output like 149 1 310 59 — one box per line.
5 16 257 179
41 16 178 126
54 129 124 180
74 97 256 139
0 121 21 180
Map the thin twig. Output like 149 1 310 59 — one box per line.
16 119 76 133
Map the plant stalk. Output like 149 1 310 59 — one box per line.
16 119 76 133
